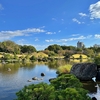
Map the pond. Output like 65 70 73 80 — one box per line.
0 61 58 100
0 59 99 100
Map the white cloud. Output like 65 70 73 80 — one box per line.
95 34 100 38
72 18 85 24
58 30 61 33
61 19 64 21
89 1 100 19
79 13 87 17
16 39 26 45
0 4 4 10
34 44 49 50
35 37 39 41
39 26 45 28
45 35 92 43
72 18 81 24
45 39 54 42
46 32 56 34
87 35 92 38
71 34 80 36
52 18 57 21
68 36 86 41
0 28 45 40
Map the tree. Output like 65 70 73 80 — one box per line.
84 48 95 57
61 45 76 50
21 45 36 53
0 40 21 54
45 44 62 53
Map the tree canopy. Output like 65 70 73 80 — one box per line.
45 44 62 53
0 40 20 54
20 45 36 53
0 40 37 54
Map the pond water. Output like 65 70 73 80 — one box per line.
0 61 58 100
0 59 99 100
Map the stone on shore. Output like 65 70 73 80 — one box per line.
70 63 97 81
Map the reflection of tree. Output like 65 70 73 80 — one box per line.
48 60 68 69
20 62 36 70
0 63 20 74
0 62 36 75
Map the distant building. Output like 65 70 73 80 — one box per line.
93 44 100 48
77 41 84 48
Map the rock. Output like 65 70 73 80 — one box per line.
70 63 97 81
41 73 45 76
8 68 11 71
32 77 38 80
56 71 60 74
92 97 97 100
27 80 32 82
96 72 100 81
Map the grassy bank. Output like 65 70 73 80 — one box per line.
57 64 72 74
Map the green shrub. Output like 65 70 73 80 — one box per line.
30 55 37 61
16 74 91 100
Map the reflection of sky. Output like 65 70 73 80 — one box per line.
0 64 57 100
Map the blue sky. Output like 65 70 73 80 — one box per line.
0 0 100 50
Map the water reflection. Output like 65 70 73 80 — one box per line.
48 59 67 69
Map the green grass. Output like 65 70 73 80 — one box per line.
57 64 72 74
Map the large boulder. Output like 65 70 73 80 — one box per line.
70 63 97 81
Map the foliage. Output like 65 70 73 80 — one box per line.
48 51 57 57
2 53 13 60
16 83 56 100
20 45 36 53
64 50 74 59
83 48 95 57
16 74 91 100
50 74 82 89
45 44 62 53
61 45 76 50
57 88 90 100
30 55 37 61
0 40 21 54
94 55 100 65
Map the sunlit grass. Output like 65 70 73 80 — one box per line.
57 64 72 74
70 54 88 59
70 59 88 63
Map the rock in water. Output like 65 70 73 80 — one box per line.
41 73 45 76
70 63 97 81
